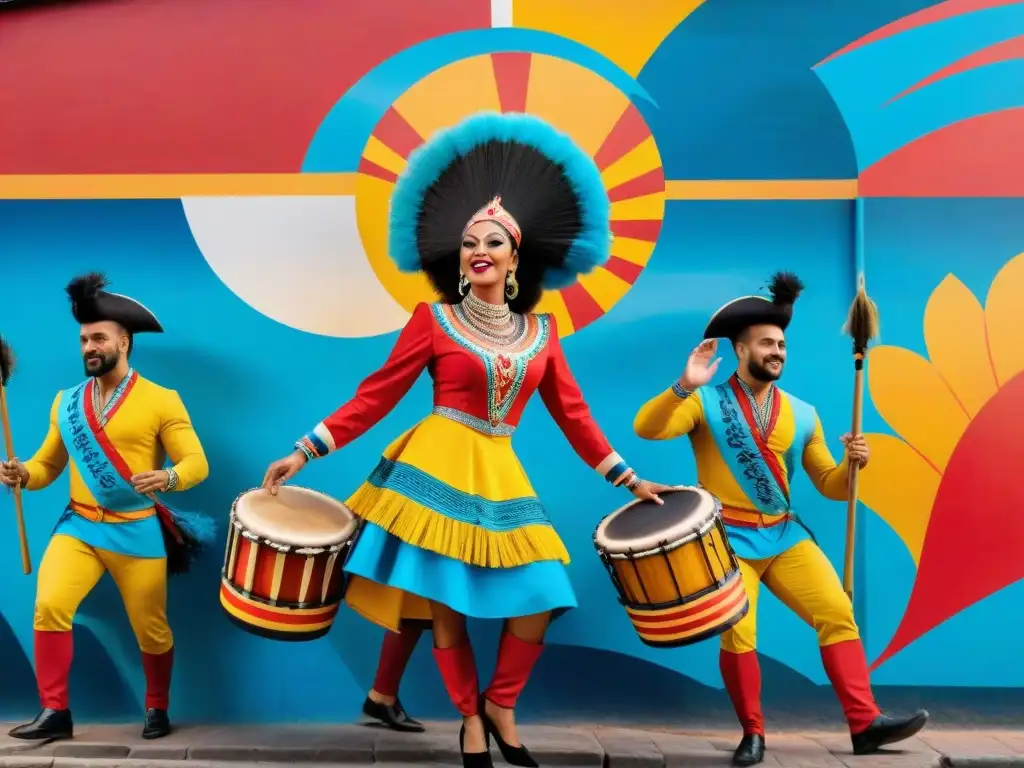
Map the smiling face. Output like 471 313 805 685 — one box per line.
735 323 787 382
460 220 518 294
80 320 129 378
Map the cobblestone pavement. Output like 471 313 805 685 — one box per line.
1 722 1022 767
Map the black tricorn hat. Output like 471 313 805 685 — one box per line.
67 273 163 334
703 272 804 342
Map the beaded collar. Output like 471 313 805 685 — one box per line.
456 291 525 348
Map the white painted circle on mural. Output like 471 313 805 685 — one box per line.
182 196 411 338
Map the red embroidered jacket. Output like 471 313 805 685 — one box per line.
297 302 632 484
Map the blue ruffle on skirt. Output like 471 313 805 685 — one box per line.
345 522 578 619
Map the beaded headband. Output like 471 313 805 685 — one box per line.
462 196 522 247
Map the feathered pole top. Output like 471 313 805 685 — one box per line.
703 271 805 342
0 335 15 388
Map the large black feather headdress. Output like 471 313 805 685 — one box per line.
387 112 611 313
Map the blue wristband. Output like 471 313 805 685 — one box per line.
671 381 693 398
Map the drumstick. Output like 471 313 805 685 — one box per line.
0 336 32 575
841 276 879 600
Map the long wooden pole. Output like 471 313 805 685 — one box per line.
842 355 865 599
0 383 32 575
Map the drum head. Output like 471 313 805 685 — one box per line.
234 485 357 548
595 486 717 555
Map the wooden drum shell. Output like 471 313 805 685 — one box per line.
219 488 355 642
594 490 750 648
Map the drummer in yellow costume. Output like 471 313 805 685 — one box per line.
633 273 927 766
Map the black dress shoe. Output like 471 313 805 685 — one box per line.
851 711 929 755
362 696 425 732
142 708 171 740
481 707 538 767
732 733 765 766
8 708 74 740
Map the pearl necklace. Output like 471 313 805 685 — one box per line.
457 291 526 347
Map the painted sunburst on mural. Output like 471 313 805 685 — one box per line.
354 52 666 337
858 251 1024 669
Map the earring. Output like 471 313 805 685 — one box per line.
458 273 470 296
505 270 519 300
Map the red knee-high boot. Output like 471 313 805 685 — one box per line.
36 630 74 711
373 626 424 698
720 650 765 736
141 647 174 711
433 641 480 717
820 640 881 733
8 631 75 740
484 631 543 709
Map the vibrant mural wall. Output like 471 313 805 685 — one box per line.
2 0 1023 724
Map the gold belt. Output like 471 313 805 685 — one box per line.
70 500 155 524
720 505 789 529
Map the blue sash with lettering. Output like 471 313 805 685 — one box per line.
55 380 166 557
698 382 818 560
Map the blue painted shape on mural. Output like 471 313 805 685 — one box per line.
67 623 138 722
302 29 655 174
0 197 865 717
0 612 38 719
6 194 1024 717
850 61 1024 169
858 196 1024 686
814 3 1024 169
634 0 939 179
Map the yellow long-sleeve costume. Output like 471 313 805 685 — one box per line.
25 373 208 648
634 374 886 738
21 370 208 714
634 378 857 652
637 275 925 750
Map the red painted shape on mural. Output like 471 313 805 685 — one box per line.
373 108 426 160
491 53 532 113
816 0 1018 67
603 256 644 285
593 105 651 172
357 157 399 184
560 284 605 332
871 370 1024 670
888 35 1024 103
611 219 663 242
859 109 1024 197
606 167 665 203
0 0 488 174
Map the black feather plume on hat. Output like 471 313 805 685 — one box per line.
64 271 163 333
703 271 805 341
66 272 110 325
768 272 804 307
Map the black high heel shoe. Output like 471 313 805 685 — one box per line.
460 722 494 768
481 706 538 768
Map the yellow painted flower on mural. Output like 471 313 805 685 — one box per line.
861 250 1024 669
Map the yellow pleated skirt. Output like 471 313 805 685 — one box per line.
342 414 577 631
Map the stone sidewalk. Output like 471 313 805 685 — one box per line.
1 722 1022 768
